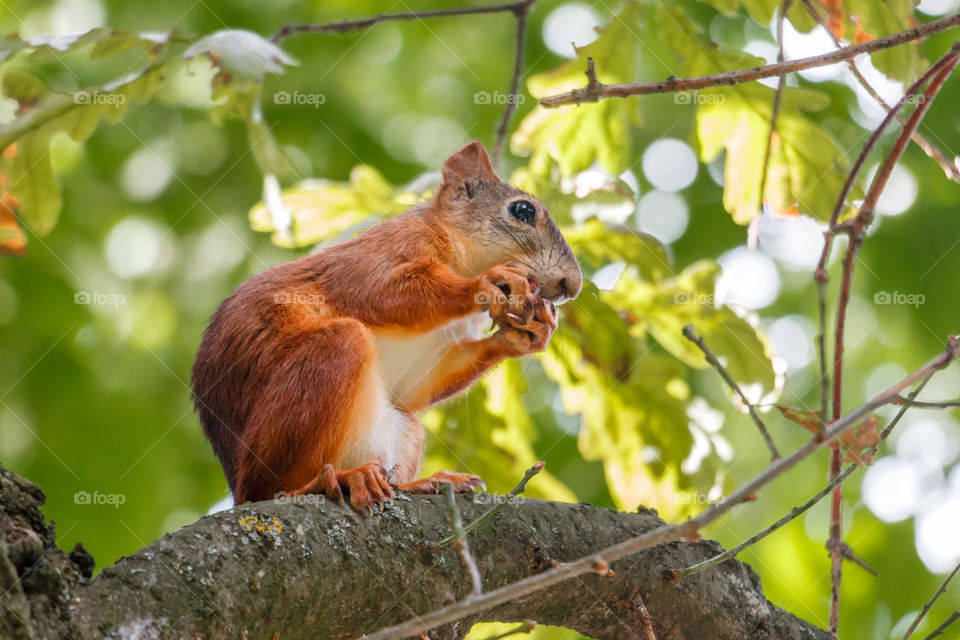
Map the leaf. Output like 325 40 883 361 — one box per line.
838 415 881 465
0 191 26 256
421 362 575 501
776 405 826 439
0 29 176 65
249 166 423 248
607 260 778 393
183 30 296 80
846 0 926 83
563 219 671 281
8 132 60 236
511 1 643 178
698 0 818 31
659 4 857 224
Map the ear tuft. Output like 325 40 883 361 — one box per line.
441 141 496 191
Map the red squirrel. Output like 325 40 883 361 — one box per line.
191 141 582 512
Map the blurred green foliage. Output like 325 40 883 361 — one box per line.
1 1 959 639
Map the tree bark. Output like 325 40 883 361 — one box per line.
0 463 831 639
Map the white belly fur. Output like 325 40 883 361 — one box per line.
373 312 488 405
340 312 488 471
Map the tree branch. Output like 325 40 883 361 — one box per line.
539 13 960 107
0 463 832 640
826 47 960 632
271 1 529 42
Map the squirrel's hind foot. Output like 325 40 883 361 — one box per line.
395 470 485 495
299 462 394 515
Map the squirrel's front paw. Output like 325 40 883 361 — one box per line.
477 262 539 330
493 296 557 356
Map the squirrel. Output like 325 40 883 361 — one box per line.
191 141 582 512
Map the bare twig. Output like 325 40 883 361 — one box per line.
920 611 960 640
901 559 960 640
435 461 544 547
540 13 960 107
798 0 960 183
440 483 483 596
271 1 529 41
826 46 960 634
682 325 780 460
360 337 960 640
632 592 657 640
680 368 936 580
812 43 960 480
492 0 535 167
892 396 960 409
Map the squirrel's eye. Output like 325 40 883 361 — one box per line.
508 200 536 226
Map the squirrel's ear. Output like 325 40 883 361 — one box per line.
441 141 496 193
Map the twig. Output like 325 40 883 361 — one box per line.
632 592 657 640
435 461 545 547
892 397 960 409
821 46 960 633
901 559 960 640
680 367 936 580
682 325 780 460
492 0 535 168
752 0 791 246
813 47 960 424
827 540 878 576
920 611 960 640
271 1 529 42
539 13 960 107
440 482 483 597
799 0 960 183
359 336 960 640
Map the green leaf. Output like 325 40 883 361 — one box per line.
564 219 671 281
846 0 926 83
607 260 777 392
660 4 856 223
422 361 575 501
0 29 177 65
511 1 643 178
2 71 47 103
249 165 423 248
9 132 61 236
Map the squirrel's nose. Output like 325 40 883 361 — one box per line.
555 271 582 303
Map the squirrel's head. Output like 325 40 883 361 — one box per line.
434 141 583 304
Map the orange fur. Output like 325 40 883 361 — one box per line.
191 141 582 510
